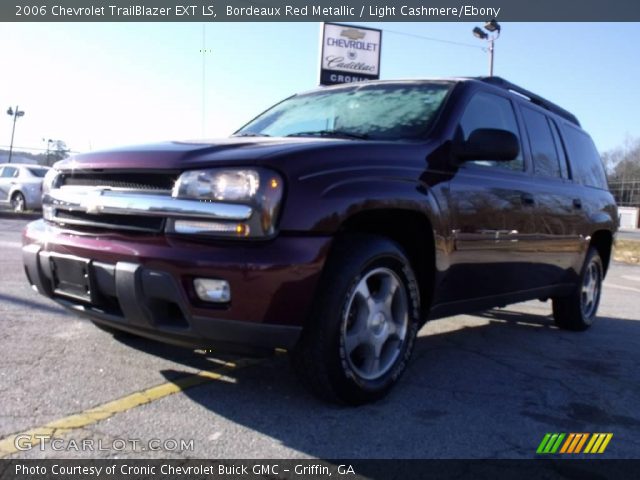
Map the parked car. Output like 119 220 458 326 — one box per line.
22 77 617 404
0 163 50 212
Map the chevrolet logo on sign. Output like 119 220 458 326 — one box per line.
340 28 366 40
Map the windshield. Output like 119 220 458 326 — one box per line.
236 82 452 141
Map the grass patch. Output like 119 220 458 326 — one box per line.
614 239 640 264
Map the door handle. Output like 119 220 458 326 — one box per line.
572 198 582 209
521 193 535 206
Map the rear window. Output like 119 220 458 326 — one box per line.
561 125 607 189
27 168 48 178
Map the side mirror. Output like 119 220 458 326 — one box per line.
452 128 520 162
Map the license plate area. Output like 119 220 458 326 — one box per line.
49 254 93 303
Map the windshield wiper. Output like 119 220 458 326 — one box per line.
234 132 271 137
286 130 369 140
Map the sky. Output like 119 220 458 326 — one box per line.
1 22 639 155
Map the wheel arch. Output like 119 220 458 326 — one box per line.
590 229 613 277
335 208 436 321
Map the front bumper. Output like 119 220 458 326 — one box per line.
23 220 331 353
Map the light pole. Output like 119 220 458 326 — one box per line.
472 20 501 77
43 138 54 166
6 106 25 164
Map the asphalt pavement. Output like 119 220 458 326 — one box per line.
1 217 639 459
618 229 640 241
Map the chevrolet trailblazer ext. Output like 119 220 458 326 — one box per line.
23 77 617 404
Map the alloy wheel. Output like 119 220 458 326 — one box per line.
581 259 601 321
11 193 25 212
341 267 409 381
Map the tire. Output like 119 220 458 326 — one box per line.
291 234 421 405
552 247 603 331
11 192 26 212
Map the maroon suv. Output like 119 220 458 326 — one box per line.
23 77 617 404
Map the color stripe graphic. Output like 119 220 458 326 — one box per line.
536 433 613 454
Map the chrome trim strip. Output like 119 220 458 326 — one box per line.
46 189 253 220
59 185 172 195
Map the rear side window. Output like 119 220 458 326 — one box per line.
27 168 48 178
458 92 524 171
561 125 607 189
521 107 563 178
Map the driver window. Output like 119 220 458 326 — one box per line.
458 92 524 171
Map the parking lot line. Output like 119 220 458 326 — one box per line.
0 358 259 458
0 240 21 249
605 282 640 294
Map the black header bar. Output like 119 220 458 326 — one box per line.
3 0 640 22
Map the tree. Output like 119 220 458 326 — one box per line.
602 136 640 206
44 140 70 166
602 136 640 182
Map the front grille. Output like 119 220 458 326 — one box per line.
55 210 165 233
49 171 178 233
60 172 177 192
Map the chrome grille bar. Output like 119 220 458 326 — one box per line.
45 189 253 221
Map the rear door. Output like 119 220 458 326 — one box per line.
518 106 584 287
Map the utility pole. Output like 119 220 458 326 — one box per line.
202 24 206 137
6 106 25 164
488 37 495 77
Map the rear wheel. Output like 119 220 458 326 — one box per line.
552 247 603 331
291 235 420 405
11 192 26 212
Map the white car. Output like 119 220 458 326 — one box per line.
0 163 50 212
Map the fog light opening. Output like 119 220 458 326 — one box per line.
194 278 231 303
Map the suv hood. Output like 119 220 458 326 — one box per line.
55 137 370 172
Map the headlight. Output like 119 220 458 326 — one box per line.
169 168 284 238
173 169 260 202
42 168 60 196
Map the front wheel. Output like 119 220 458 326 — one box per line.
291 235 421 405
552 247 603 331
11 192 26 212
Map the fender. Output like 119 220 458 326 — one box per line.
587 209 619 234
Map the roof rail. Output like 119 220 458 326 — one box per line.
478 76 580 126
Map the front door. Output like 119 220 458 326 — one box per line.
440 91 539 304
0 166 18 203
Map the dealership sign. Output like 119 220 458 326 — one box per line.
319 22 382 85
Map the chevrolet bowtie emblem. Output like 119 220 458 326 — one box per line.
340 28 366 41
83 188 106 214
